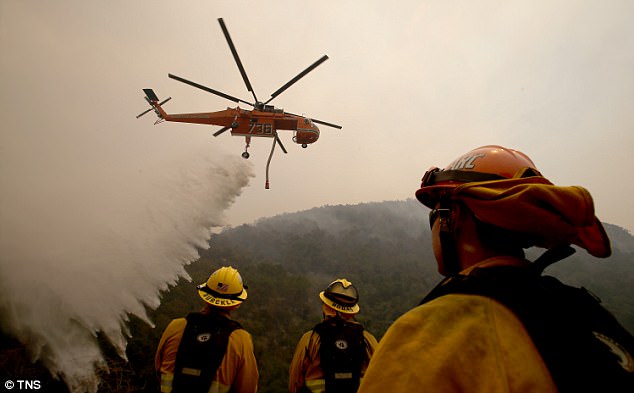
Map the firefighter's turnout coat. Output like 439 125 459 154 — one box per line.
358 257 558 393
289 318 378 393
155 312 258 393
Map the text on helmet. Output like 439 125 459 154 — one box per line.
448 154 485 170
202 294 238 306
329 301 355 313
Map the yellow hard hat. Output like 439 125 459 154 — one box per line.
319 278 360 314
197 266 248 308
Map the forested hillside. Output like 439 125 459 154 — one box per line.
139 200 441 392
3 199 633 392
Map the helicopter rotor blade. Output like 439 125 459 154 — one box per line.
218 18 258 103
168 73 254 107
285 110 342 129
275 133 288 154
136 107 154 119
213 126 231 137
265 55 329 105
137 94 171 119
309 118 342 129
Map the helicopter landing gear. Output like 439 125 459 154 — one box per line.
242 151 250 159
302 144 307 148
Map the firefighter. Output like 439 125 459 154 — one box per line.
155 266 258 393
289 278 378 393
358 145 623 393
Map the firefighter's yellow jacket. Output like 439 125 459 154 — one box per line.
289 319 378 393
155 314 258 393
357 256 558 393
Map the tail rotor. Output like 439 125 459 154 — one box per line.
136 89 171 120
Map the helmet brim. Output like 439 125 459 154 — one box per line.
319 291 359 314
415 184 457 208
198 286 247 308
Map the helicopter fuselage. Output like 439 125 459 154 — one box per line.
160 106 320 146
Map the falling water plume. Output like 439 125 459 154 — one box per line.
0 139 254 392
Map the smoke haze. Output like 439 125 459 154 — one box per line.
0 128 253 391
2 1 634 390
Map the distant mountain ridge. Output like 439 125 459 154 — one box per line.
219 198 634 259
209 199 634 330
604 222 634 253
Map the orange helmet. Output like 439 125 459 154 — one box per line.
415 145 543 209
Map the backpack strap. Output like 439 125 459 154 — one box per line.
421 266 634 392
531 245 576 274
171 312 242 393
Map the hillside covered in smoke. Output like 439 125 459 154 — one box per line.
205 199 634 328
3 199 634 392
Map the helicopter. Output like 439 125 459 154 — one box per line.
137 18 342 189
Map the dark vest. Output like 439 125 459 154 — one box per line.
421 265 634 392
313 317 367 393
171 312 242 393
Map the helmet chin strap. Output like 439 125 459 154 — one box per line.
437 200 462 276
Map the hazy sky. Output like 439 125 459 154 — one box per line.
1 1 634 389
2 0 633 230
